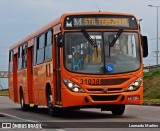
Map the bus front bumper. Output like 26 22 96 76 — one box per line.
61 87 143 108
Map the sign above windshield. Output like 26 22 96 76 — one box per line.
64 15 138 30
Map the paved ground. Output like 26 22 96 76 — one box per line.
0 96 160 131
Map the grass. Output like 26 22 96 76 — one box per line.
0 89 9 96
143 99 160 104
143 69 160 102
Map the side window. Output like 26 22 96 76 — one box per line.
39 34 45 49
45 30 53 61
37 34 45 64
46 30 52 46
9 50 13 72
18 46 22 70
33 38 37 65
22 43 27 68
18 43 27 70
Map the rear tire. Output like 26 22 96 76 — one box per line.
30 105 38 111
111 105 125 116
20 91 29 111
33 105 38 110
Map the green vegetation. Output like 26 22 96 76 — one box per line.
143 99 160 104
0 89 9 96
144 69 160 103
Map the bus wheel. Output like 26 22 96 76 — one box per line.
111 105 125 116
30 105 38 111
33 105 38 110
47 90 59 116
20 91 29 111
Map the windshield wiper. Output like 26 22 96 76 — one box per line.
109 29 123 47
81 29 98 57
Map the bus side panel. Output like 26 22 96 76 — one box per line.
8 73 14 101
33 56 53 105
17 70 29 104
41 62 54 106
33 64 46 106
33 65 38 105
13 54 18 102
37 64 47 106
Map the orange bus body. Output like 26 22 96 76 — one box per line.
8 12 146 115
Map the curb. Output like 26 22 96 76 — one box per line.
0 95 9 96
143 102 160 106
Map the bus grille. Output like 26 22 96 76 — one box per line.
90 95 119 101
87 88 122 93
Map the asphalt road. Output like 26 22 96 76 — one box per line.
0 96 160 131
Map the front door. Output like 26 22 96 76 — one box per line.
53 34 62 105
27 46 34 103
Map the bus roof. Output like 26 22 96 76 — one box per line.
9 11 136 51
62 11 135 17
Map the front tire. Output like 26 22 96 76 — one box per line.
47 89 59 116
20 91 29 111
111 105 125 116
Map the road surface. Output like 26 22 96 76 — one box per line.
0 96 160 131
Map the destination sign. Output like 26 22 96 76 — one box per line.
64 15 138 30
73 18 129 27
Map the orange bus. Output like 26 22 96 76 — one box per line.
9 12 148 116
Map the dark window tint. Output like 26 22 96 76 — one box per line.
39 34 45 49
37 34 45 64
45 30 53 61
22 44 27 68
33 38 37 65
18 43 27 70
37 48 44 64
46 30 52 46
33 30 53 65
9 50 13 72
18 46 22 69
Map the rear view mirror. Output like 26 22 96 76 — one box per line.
141 35 148 57
57 34 63 47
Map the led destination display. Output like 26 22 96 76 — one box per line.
73 18 129 27
64 15 138 29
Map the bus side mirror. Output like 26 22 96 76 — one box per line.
57 34 63 47
141 35 148 58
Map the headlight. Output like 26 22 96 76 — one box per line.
125 78 142 92
63 79 84 93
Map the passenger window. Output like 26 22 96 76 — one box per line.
18 43 27 70
9 50 13 72
37 34 45 64
22 43 27 68
33 38 37 65
45 30 53 62
39 34 45 49
46 30 52 46
18 46 22 69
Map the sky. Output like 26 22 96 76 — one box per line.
0 0 160 88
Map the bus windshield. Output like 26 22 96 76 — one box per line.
65 32 140 74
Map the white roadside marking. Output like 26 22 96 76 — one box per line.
136 116 160 121
0 112 67 130
0 112 38 122
55 129 67 131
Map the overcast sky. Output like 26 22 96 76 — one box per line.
0 0 160 87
